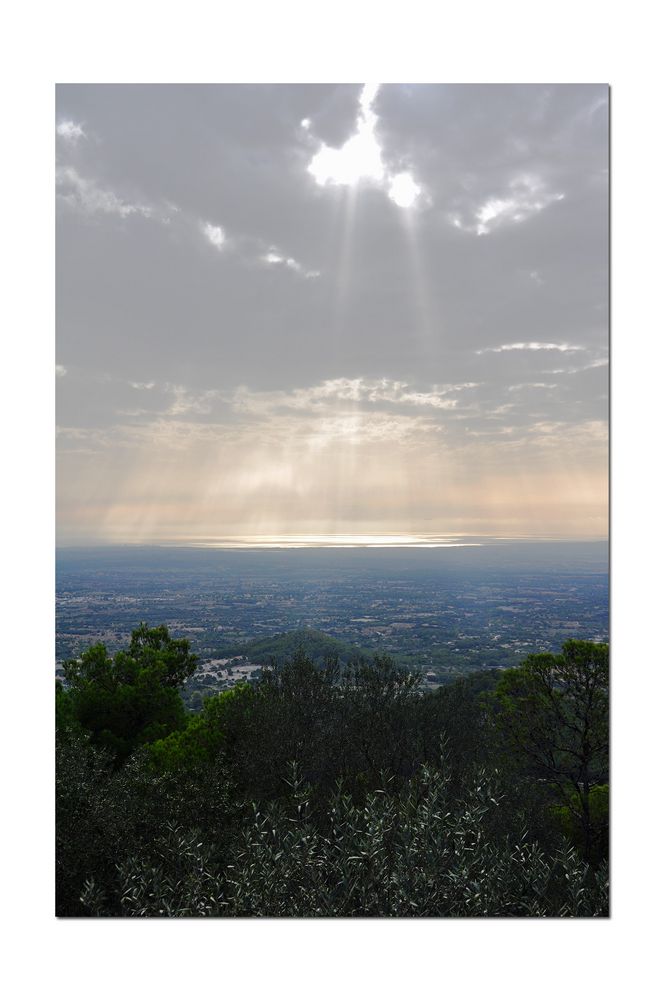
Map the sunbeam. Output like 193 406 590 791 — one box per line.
333 183 360 333
399 206 437 350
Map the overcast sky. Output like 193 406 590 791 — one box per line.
56 83 608 544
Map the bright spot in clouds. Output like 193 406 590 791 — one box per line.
476 342 584 355
261 248 320 279
57 120 85 142
452 175 565 236
388 172 422 209
202 222 226 250
308 84 385 187
307 84 423 209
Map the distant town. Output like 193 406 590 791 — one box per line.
56 542 609 706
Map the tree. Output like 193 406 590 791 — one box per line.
495 639 608 862
62 623 197 761
224 653 341 799
341 655 423 782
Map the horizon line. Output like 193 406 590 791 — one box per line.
56 532 609 551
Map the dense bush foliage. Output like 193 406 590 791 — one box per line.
80 765 607 918
57 625 609 917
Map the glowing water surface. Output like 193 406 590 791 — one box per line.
173 534 484 549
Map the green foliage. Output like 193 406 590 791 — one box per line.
216 627 379 667
495 639 608 860
56 723 235 916
186 652 454 800
55 680 78 730
81 763 608 918
61 623 197 761
149 682 255 771
56 726 115 915
551 784 609 866
496 641 609 781
57 634 609 917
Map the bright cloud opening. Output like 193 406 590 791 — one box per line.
388 172 422 209
308 84 385 187
202 222 226 250
307 84 424 210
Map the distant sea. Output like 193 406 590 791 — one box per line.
56 538 609 576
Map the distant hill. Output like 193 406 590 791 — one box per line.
220 627 380 667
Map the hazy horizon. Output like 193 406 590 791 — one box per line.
55 532 608 550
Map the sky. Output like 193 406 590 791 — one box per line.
56 83 608 545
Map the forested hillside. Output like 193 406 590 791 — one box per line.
216 626 379 666
56 624 609 917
